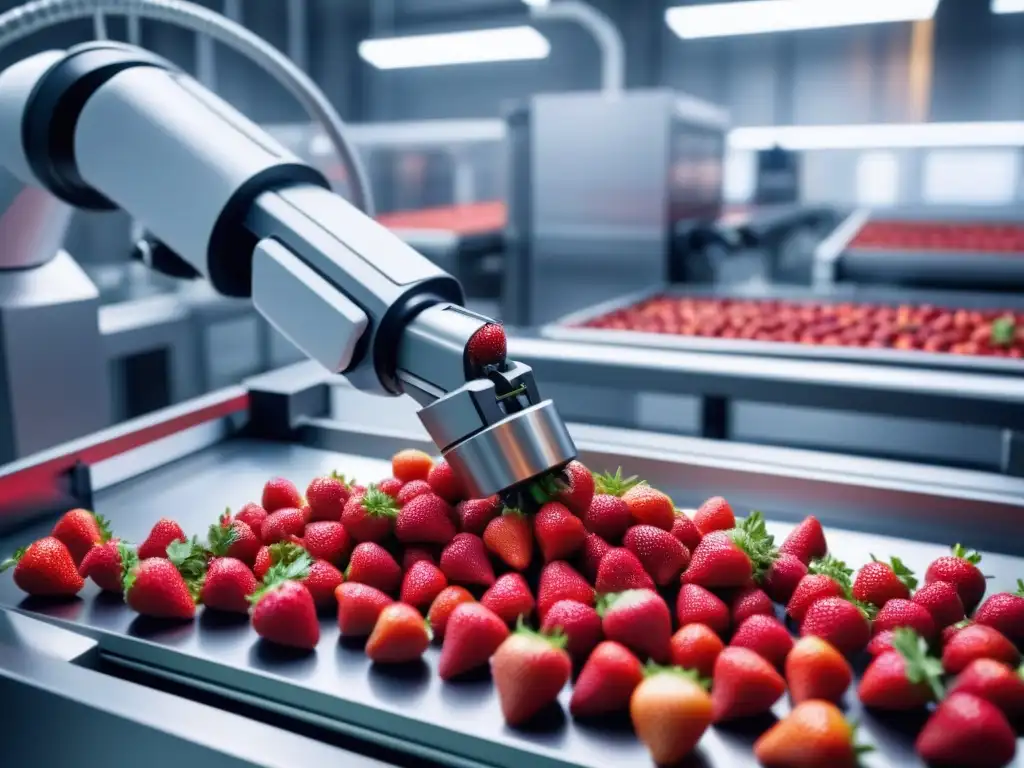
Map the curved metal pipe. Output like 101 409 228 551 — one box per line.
530 0 625 95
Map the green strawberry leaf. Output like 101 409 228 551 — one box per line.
329 470 354 488
810 554 854 593
0 547 25 573
1016 579 1024 598
513 615 569 650
268 541 306 568
593 467 643 497
852 598 879 622
872 554 918 592
117 542 139 590
991 316 1016 348
249 551 313 607
642 661 710 690
166 537 208 582
93 513 114 544
849 720 874 757
892 628 945 702
361 485 399 517
952 543 982 565
207 519 240 557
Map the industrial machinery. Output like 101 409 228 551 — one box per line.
0 3 574 498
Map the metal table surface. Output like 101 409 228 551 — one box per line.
1 374 1024 767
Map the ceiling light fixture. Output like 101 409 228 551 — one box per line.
359 25 550 70
729 121 1024 151
665 0 941 40
992 0 1024 13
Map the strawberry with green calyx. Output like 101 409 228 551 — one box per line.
52 508 113 565
2 537 84 596
528 460 595 516
991 315 1016 349
207 516 260 567
778 515 827 565
974 580 1024 648
853 555 917 608
924 544 988 614
681 511 778 590
165 538 209 602
202 556 258 613
137 518 187 560
800 597 872 657
808 553 855 593
631 663 712 765
306 470 353 522
491 620 572 726
249 552 319 649
80 539 137 593
253 540 306 581
341 484 399 543
124 538 207 619
858 628 945 710
593 467 643 497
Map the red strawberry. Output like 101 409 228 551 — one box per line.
366 602 431 663
537 561 595 621
125 539 206 619
481 573 535 625
455 496 499 535
596 548 655 593
942 625 1020 674
583 494 632 542
336 582 393 636
491 624 572 726
975 584 1024 648
427 459 465 504
868 630 898 657
400 560 448 610
466 322 507 367
778 516 827 565
800 597 871 657
599 589 672 664
438 602 509 680
731 615 793 669
763 553 808 604
943 619 974 648
301 521 351 567
261 508 306 544
548 460 596 517
234 503 268 537
397 492 456 545
916 692 1017 768
622 485 675 531
377 477 404 498
949 659 1024 724
401 546 435 570
440 533 495 587
681 527 764 591
787 574 846 624
250 553 319 649
914 579 966 629
391 449 433 483
729 586 775 625
533 502 586 562
427 585 475 640
925 544 988 613
2 537 84 596
252 541 304 582
396 480 433 506
670 510 702 552
208 518 261 567
579 533 611 581
623 525 689 586
304 559 344 608
785 636 853 705
711 646 786 722
858 629 944 710
306 472 352 522
569 640 644 718
79 539 133 593
852 555 916 608
262 477 303 513
201 557 258 613
540 599 603 660
137 518 187 560
874 598 936 640
676 584 731 638
693 496 735 535
341 486 398 543
345 542 402 594
670 623 725 677
483 507 532 571
52 508 111 565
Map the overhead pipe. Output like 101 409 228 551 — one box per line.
529 0 625 95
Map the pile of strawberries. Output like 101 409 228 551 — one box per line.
4 455 1024 768
581 295 1024 358
850 221 1024 254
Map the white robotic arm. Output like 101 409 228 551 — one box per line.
0 41 576 497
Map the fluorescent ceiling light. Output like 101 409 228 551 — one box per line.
666 0 940 40
729 122 1024 151
359 26 550 70
992 0 1024 13
522 0 551 6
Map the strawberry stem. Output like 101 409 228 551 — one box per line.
514 615 568 650
810 554 854 593
642 661 709 689
249 551 313 606
0 547 25 573
952 543 982 565
892 628 945 703
872 554 917 592
94 512 114 544
117 542 138 590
